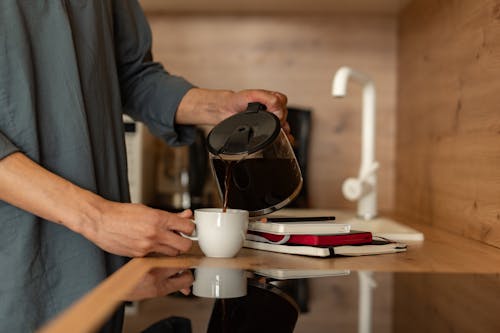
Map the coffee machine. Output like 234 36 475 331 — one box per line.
154 127 218 211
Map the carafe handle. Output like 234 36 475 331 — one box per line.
246 102 267 113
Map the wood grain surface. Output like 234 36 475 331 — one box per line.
140 0 410 15
396 0 500 247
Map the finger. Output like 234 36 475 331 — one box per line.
154 212 195 247
281 121 295 145
180 288 191 296
163 214 196 236
244 90 288 118
151 243 182 257
177 209 193 219
157 231 193 253
273 91 288 105
270 102 288 123
157 270 194 296
282 121 291 135
113 238 155 258
264 93 286 114
287 133 295 147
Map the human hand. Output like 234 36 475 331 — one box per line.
124 267 194 301
176 88 292 142
0 153 194 258
80 202 195 257
219 89 288 123
220 89 292 142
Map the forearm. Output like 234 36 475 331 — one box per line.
0 152 103 234
175 88 234 126
0 152 195 257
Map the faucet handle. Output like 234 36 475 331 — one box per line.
359 162 379 181
342 162 379 201
342 178 369 201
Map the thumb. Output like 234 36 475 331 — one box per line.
177 209 193 219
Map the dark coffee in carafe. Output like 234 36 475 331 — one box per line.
214 158 301 213
207 102 303 217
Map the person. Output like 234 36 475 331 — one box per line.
0 1 289 332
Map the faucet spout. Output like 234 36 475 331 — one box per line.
332 66 378 220
332 66 373 97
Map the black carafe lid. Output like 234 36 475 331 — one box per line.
207 102 281 156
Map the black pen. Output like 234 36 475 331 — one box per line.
265 216 336 222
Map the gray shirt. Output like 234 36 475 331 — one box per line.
0 1 195 331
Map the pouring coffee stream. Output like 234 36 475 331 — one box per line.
207 102 303 217
221 159 233 213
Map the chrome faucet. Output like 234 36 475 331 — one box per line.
332 66 379 220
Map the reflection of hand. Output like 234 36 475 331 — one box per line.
124 268 194 301
79 203 195 257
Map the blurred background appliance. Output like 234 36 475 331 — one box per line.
123 115 157 205
286 106 312 208
154 127 217 211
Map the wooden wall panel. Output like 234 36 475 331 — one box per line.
396 0 500 247
393 273 500 333
147 14 397 211
141 0 410 15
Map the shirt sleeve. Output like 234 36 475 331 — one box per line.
0 131 20 160
112 0 196 146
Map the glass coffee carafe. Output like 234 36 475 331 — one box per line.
207 102 303 217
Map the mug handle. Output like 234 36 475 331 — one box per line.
180 220 198 240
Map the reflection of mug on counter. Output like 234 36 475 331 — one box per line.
182 208 249 258
193 267 247 299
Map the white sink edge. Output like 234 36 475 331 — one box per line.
339 217 425 242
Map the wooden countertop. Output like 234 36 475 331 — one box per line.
39 211 500 333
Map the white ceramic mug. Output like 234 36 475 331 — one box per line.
183 208 249 258
192 267 247 299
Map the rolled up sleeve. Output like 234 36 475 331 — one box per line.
112 0 195 146
0 131 19 160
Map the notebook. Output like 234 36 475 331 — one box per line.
244 239 407 257
247 230 372 246
248 220 350 235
